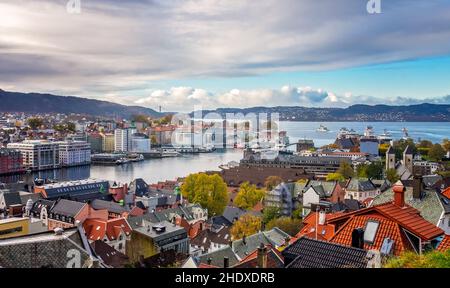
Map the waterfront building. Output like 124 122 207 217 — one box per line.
0 148 23 175
102 133 115 152
130 132 151 153
55 140 91 167
86 133 103 153
114 128 134 152
7 140 59 171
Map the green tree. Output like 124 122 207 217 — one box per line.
266 217 302 237
326 172 345 182
418 140 433 148
385 250 450 268
366 161 383 179
337 161 354 179
264 176 283 191
262 207 281 224
357 164 368 178
234 182 266 210
181 173 229 216
292 207 303 220
393 139 417 159
428 143 445 161
386 168 399 183
230 214 262 240
27 117 43 130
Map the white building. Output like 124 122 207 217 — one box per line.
114 128 134 152
130 133 151 153
55 141 91 167
7 140 59 171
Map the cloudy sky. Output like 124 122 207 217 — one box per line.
1 0 450 112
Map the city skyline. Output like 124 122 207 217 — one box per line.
0 0 450 112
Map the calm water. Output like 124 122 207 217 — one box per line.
2 121 449 185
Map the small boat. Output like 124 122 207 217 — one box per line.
316 124 329 133
161 149 181 158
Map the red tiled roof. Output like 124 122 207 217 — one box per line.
198 263 219 268
437 235 450 252
330 214 410 256
83 218 132 241
296 212 339 241
328 203 443 241
442 187 450 199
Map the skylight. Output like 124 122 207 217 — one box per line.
364 220 379 244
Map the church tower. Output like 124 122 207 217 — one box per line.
386 145 395 171
403 145 413 173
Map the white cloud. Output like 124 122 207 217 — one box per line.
134 86 450 112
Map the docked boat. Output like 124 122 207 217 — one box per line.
402 127 410 140
161 149 181 158
377 129 393 143
316 124 329 133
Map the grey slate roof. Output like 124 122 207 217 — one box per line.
3 191 22 206
199 246 240 267
50 199 86 217
30 199 56 215
346 178 376 192
0 228 93 268
232 228 290 259
386 146 394 155
91 199 127 214
283 237 369 268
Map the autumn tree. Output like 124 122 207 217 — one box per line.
264 176 283 191
266 217 302 237
230 214 262 240
326 172 345 182
181 173 229 216
337 161 354 179
386 168 399 183
27 117 43 130
443 139 450 153
385 250 450 268
234 182 266 210
428 143 445 161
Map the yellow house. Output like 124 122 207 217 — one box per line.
0 218 29 239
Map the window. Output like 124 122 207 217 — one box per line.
364 220 379 244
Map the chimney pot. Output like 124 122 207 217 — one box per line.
393 180 405 207
223 256 229 268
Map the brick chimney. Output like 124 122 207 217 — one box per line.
393 180 405 207
257 243 268 268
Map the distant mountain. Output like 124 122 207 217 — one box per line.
193 103 450 122
0 89 163 119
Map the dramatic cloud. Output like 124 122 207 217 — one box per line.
0 0 450 106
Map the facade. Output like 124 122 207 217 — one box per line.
296 139 314 152
127 220 189 263
56 140 91 167
386 146 395 170
0 148 23 175
264 182 294 216
130 133 151 153
86 133 103 153
7 140 59 171
359 137 379 156
0 217 29 239
102 133 115 152
344 178 379 202
114 128 134 152
46 199 89 231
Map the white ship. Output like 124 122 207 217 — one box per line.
316 124 329 133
